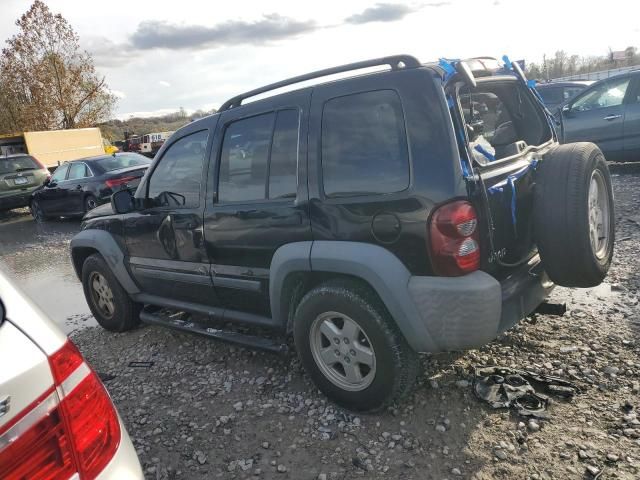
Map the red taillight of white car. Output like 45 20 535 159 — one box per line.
0 340 121 480
429 200 481 276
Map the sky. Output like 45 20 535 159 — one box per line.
1 0 638 119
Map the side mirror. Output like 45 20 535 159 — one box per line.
562 104 571 114
43 177 50 186
111 189 135 214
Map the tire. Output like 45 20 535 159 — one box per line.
84 194 98 213
534 142 614 287
293 279 420 411
81 253 141 332
30 199 49 222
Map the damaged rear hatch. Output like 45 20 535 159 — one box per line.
443 59 556 279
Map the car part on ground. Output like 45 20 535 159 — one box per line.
70 54 613 410
0 269 143 479
473 366 579 419
534 142 615 287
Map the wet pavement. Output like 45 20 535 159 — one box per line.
0 207 95 333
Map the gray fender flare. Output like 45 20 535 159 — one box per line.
269 240 438 352
269 241 313 326
70 230 140 294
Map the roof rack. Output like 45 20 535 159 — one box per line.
218 55 421 111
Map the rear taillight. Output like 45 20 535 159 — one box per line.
429 200 480 276
0 341 121 480
32 156 47 170
105 176 137 188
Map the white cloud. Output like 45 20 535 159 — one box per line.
158 80 171 87
6 0 631 117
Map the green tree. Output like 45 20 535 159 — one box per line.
0 0 116 133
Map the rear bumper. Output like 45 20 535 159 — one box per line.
0 191 34 210
407 255 553 352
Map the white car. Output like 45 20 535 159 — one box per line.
0 269 143 479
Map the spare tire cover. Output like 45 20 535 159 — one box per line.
533 142 614 288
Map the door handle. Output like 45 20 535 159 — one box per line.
603 114 622 121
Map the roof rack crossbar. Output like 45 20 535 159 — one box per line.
218 54 421 111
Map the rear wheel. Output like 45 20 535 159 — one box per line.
293 279 419 411
30 199 49 222
81 254 141 332
534 142 614 287
84 194 98 213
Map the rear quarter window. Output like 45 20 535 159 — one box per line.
321 90 409 197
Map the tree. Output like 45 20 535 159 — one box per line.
0 0 116 133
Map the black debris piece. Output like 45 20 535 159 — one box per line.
127 361 155 368
473 366 579 419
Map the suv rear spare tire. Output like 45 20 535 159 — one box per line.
293 279 419 411
533 142 614 287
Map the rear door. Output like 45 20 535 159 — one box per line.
203 91 311 316
125 128 216 305
623 75 640 156
562 76 632 158
65 162 92 214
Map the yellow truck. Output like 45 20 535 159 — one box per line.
0 128 112 169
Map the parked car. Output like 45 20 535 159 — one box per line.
31 152 151 222
535 80 593 112
559 70 640 161
70 55 614 411
0 154 50 212
0 268 143 479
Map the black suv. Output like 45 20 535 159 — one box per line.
71 55 615 411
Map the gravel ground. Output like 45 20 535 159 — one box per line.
63 174 639 479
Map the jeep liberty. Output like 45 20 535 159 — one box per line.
71 55 615 411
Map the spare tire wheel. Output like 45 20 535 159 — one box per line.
533 142 614 288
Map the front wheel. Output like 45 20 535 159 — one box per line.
81 254 141 332
293 279 419 411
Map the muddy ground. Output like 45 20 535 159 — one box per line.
1 174 639 480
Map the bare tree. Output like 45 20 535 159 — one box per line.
0 0 116 133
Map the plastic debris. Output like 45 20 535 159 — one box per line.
473 366 579 419
127 361 155 368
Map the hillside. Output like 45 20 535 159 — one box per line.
98 108 216 142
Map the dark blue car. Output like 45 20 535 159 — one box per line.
31 152 151 221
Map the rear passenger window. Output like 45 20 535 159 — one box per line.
67 163 89 180
218 109 300 203
321 90 409 197
219 113 274 203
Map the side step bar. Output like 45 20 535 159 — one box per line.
139 308 288 354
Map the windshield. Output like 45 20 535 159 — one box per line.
0 155 40 174
95 153 150 172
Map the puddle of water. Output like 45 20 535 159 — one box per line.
0 213 94 333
